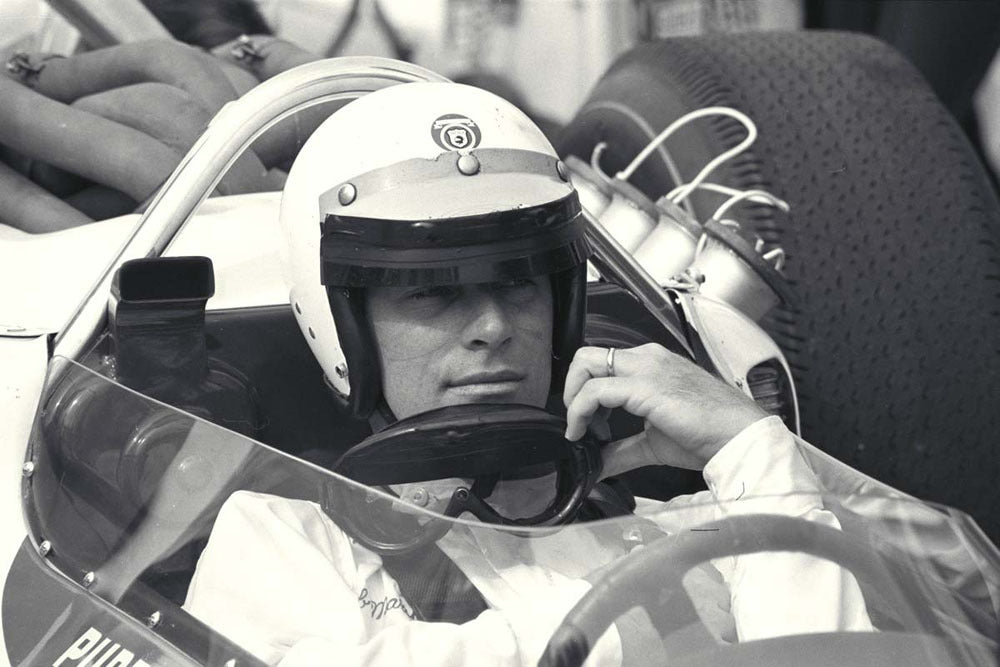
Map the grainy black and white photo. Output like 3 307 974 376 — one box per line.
1 1 999 665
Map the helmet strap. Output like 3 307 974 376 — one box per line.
326 286 382 419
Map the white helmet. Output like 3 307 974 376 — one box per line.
278 82 590 418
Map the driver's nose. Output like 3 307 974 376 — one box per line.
461 288 514 350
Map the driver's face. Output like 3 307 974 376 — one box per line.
366 278 553 419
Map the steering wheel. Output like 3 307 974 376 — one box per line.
324 404 603 555
539 514 964 667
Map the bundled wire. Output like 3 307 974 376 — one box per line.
607 105 793 275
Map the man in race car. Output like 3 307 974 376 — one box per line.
183 82 872 665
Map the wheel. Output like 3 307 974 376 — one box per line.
538 514 960 667
558 32 1000 540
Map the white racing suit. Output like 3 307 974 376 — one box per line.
183 416 873 665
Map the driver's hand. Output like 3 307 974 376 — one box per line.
563 343 766 472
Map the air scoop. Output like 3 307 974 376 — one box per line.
325 404 604 554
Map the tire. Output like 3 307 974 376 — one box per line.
559 31 1000 540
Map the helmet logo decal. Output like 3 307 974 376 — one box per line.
431 114 481 151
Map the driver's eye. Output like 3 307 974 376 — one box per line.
492 277 539 302
406 285 459 301
494 278 535 291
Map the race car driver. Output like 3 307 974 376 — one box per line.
182 81 873 665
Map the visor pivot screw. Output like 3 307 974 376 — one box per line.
556 160 570 182
454 487 470 502
37 540 51 557
334 362 349 379
457 154 480 176
82 572 96 588
22 461 34 478
411 488 429 507
146 611 161 629
337 183 357 206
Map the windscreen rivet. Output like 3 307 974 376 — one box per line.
556 160 569 182
456 154 480 176
82 572 95 587
146 611 161 628
623 527 643 544
334 362 348 379
411 488 428 507
38 540 51 557
22 461 34 478
338 183 357 206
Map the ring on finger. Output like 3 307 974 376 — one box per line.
606 347 616 378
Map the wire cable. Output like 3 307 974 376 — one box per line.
582 100 693 215
710 188 790 221
590 142 617 188
618 107 756 188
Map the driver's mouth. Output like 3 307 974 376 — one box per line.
447 370 525 398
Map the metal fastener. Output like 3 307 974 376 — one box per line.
146 611 161 628
623 527 644 545
22 461 34 478
456 154 480 176
337 183 357 206
410 488 428 507
556 160 569 182
82 572 95 587
334 362 348 379
38 540 51 557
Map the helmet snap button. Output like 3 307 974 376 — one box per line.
556 160 570 182
337 183 357 206
456 154 480 176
